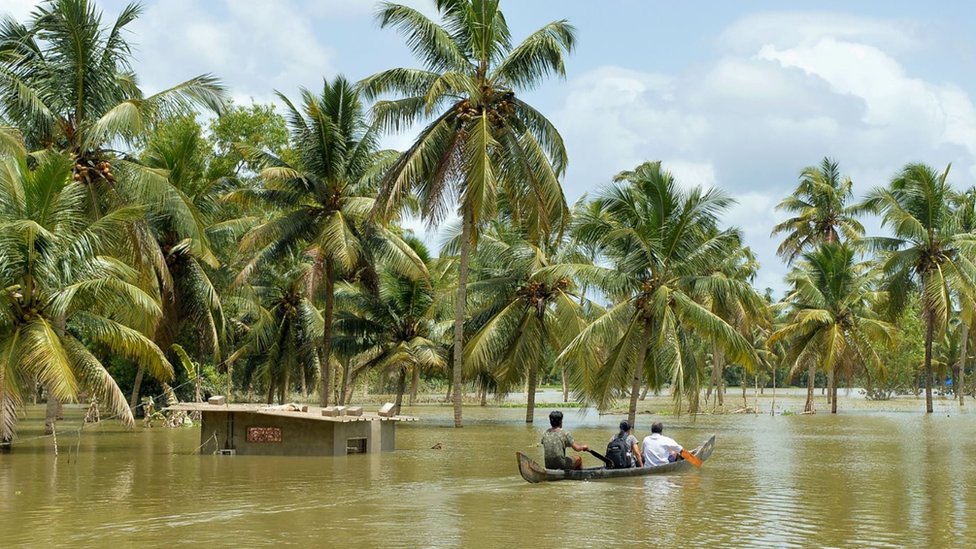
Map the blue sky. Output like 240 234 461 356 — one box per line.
5 0 976 293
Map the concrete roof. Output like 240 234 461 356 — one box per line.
165 403 418 422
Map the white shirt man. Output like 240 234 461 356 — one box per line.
641 424 683 467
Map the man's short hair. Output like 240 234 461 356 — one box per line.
549 410 563 428
619 421 630 432
651 422 664 434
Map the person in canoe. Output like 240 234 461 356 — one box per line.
606 420 643 468
641 422 685 467
542 411 589 470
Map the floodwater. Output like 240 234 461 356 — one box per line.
3 393 976 548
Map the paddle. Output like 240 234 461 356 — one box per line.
680 448 703 468
587 448 613 468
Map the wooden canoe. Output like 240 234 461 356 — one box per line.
517 434 716 483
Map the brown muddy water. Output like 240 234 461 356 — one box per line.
2 392 976 548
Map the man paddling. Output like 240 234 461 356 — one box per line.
542 410 589 470
640 422 685 467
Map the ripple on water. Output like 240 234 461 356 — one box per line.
2 405 974 547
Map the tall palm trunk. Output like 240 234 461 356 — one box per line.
958 323 968 406
340 357 352 405
831 371 838 414
924 309 935 413
804 363 815 413
451 209 473 428
709 344 725 408
393 367 408 416
561 366 569 403
320 262 336 407
628 323 652 429
827 369 833 405
409 366 420 405
129 365 145 412
526 321 544 423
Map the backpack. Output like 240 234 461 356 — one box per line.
605 435 630 469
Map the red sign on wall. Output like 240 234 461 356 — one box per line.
246 427 282 443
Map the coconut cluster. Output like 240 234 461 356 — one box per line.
71 155 115 184
516 277 570 316
453 87 517 129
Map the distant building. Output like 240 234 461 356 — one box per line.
167 400 416 456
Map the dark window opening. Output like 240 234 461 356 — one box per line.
346 438 367 454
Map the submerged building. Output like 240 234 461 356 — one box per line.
167 399 416 456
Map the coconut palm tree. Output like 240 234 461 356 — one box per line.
362 0 575 427
772 157 863 263
463 223 586 423
232 76 424 406
952 186 976 405
703 242 766 409
225 253 322 404
860 163 976 413
558 161 759 427
770 243 894 413
332 238 446 415
0 149 172 446
0 0 225 180
126 116 226 409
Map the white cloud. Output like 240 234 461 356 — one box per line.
553 12 976 293
0 0 35 22
662 160 717 190
757 37 976 166
719 11 922 53
130 0 336 103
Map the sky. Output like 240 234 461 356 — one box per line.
5 0 976 294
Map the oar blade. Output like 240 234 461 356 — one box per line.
680 448 703 468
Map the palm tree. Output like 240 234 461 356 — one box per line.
127 116 226 409
363 0 575 427
232 76 424 406
770 243 894 413
2 1 225 409
0 149 172 446
0 0 225 183
952 186 976 405
226 254 322 404
860 163 976 413
704 242 765 409
559 161 759 427
772 157 863 263
332 238 446 415
463 224 586 423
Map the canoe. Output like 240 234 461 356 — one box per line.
516 434 716 483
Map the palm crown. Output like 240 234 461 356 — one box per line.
0 0 225 167
772 157 863 263
560 161 760 426
363 0 574 237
